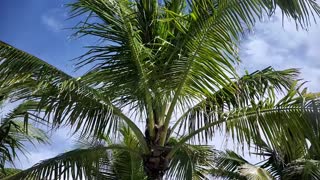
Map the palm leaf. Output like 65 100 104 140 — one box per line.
173 67 299 142
238 163 274 180
4 145 136 180
0 41 149 152
168 84 320 159
166 138 215 180
0 86 48 171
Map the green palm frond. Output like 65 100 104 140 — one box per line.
211 150 248 180
0 86 48 172
1 0 320 179
282 159 320 179
0 41 148 152
174 67 299 141
166 138 215 180
224 98 319 157
212 125 320 180
0 41 70 99
6 126 146 180
4 145 115 180
0 168 22 179
168 84 320 159
111 127 146 180
0 118 48 172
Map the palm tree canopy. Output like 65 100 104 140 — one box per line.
1 0 319 148
0 0 320 179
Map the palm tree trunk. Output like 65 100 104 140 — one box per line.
143 145 171 180
146 172 164 180
143 155 167 180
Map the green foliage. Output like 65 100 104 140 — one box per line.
5 127 216 180
212 105 320 179
0 168 22 178
0 87 48 172
0 0 320 179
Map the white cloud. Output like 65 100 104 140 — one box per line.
41 8 67 32
240 14 320 92
41 15 63 32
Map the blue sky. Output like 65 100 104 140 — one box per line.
1 0 320 169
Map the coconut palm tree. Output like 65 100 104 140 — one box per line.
0 0 320 179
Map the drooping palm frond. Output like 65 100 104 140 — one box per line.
223 86 320 155
212 122 320 180
3 146 117 180
0 118 48 171
110 127 147 180
282 159 320 180
166 138 215 180
213 149 320 180
0 85 48 172
174 67 299 141
0 41 149 152
168 84 320 160
4 126 145 180
0 168 22 179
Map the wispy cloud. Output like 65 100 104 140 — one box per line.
41 15 63 32
41 8 67 32
240 14 320 91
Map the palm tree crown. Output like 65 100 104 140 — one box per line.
0 0 320 179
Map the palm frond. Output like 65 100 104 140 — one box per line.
0 168 22 179
210 150 247 179
0 41 148 152
174 67 299 142
166 138 215 180
0 118 48 172
68 0 154 103
281 159 320 179
162 0 320 138
211 149 273 180
111 127 147 180
239 163 274 180
168 84 320 159
225 85 320 154
4 145 138 180
0 92 48 171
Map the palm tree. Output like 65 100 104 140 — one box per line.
0 0 320 179
0 88 48 174
212 88 320 179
